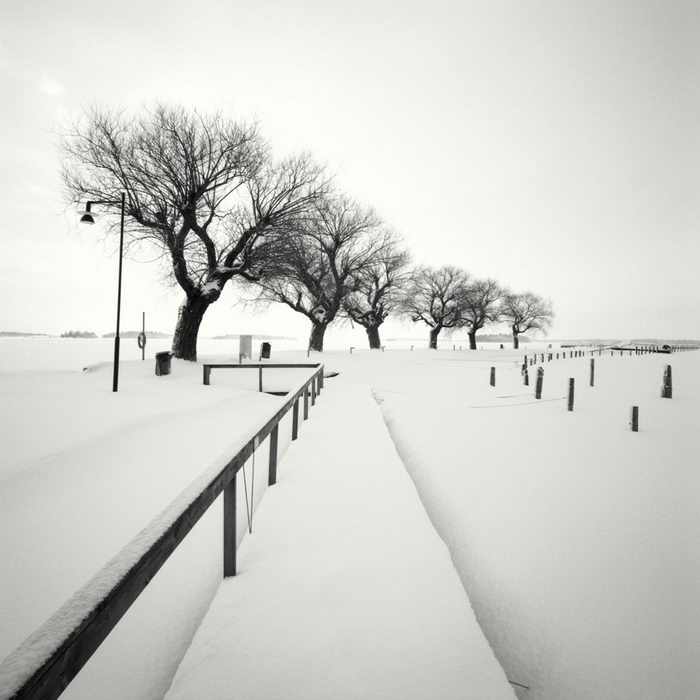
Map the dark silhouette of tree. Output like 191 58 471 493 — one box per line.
343 235 410 349
500 292 553 349
62 105 328 360
461 278 503 350
399 266 470 349
252 194 389 351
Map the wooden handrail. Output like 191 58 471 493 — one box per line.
0 363 324 700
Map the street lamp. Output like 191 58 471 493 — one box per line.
80 192 126 392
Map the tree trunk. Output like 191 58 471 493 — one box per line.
366 324 381 349
308 322 328 352
172 294 212 361
428 326 442 349
512 333 520 349
468 330 477 350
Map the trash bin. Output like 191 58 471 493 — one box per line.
260 342 271 359
155 351 172 376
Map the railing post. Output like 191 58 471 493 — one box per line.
268 425 279 485
311 377 316 405
304 388 309 419
223 475 237 577
292 397 299 440
203 366 211 385
258 366 263 393
567 378 575 411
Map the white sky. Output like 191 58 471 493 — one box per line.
0 0 698 341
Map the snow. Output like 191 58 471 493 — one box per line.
1 337 698 699
165 374 513 699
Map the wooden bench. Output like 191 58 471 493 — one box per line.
202 363 323 393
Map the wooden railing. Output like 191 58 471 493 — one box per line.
0 363 325 700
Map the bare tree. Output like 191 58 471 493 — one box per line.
61 105 328 360
500 292 553 349
253 194 388 351
343 234 410 349
399 266 470 349
461 278 503 350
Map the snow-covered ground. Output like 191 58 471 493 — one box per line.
1 338 698 698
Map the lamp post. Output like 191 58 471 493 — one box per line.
80 192 126 392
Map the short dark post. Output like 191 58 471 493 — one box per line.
350 346 354 354
203 366 211 385
523 368 529 386
223 475 237 577
303 388 309 419
292 398 299 440
311 378 316 405
258 366 263 393
661 365 673 398
490 367 496 386
535 367 544 399
268 425 279 486
590 358 595 387
630 406 639 432
567 378 575 411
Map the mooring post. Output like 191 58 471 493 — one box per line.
630 406 639 432
661 365 673 398
567 378 575 411
590 358 595 387
523 368 529 386
535 367 544 399
490 367 496 387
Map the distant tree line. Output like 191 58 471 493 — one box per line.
61 330 97 338
62 105 552 358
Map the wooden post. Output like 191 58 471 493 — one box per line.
319 370 324 390
268 425 279 486
303 388 309 419
590 358 595 387
535 367 544 399
567 378 575 411
258 366 263 393
490 367 496 386
523 368 529 386
661 365 673 398
203 366 211 385
630 406 639 432
223 475 237 577
311 377 316 405
292 398 299 440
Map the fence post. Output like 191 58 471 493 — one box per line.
523 368 529 386
590 358 595 387
311 378 316 405
567 378 575 411
223 475 237 577
203 366 211 385
258 366 263 393
268 425 279 486
661 365 673 398
535 367 544 399
630 406 639 432
292 398 299 440
304 388 309 419
490 367 496 386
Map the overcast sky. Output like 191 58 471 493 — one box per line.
0 0 698 342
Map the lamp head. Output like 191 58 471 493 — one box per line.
79 201 95 225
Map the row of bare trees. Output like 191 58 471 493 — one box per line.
399 266 552 350
61 105 552 359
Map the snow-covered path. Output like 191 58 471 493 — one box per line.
165 372 514 700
